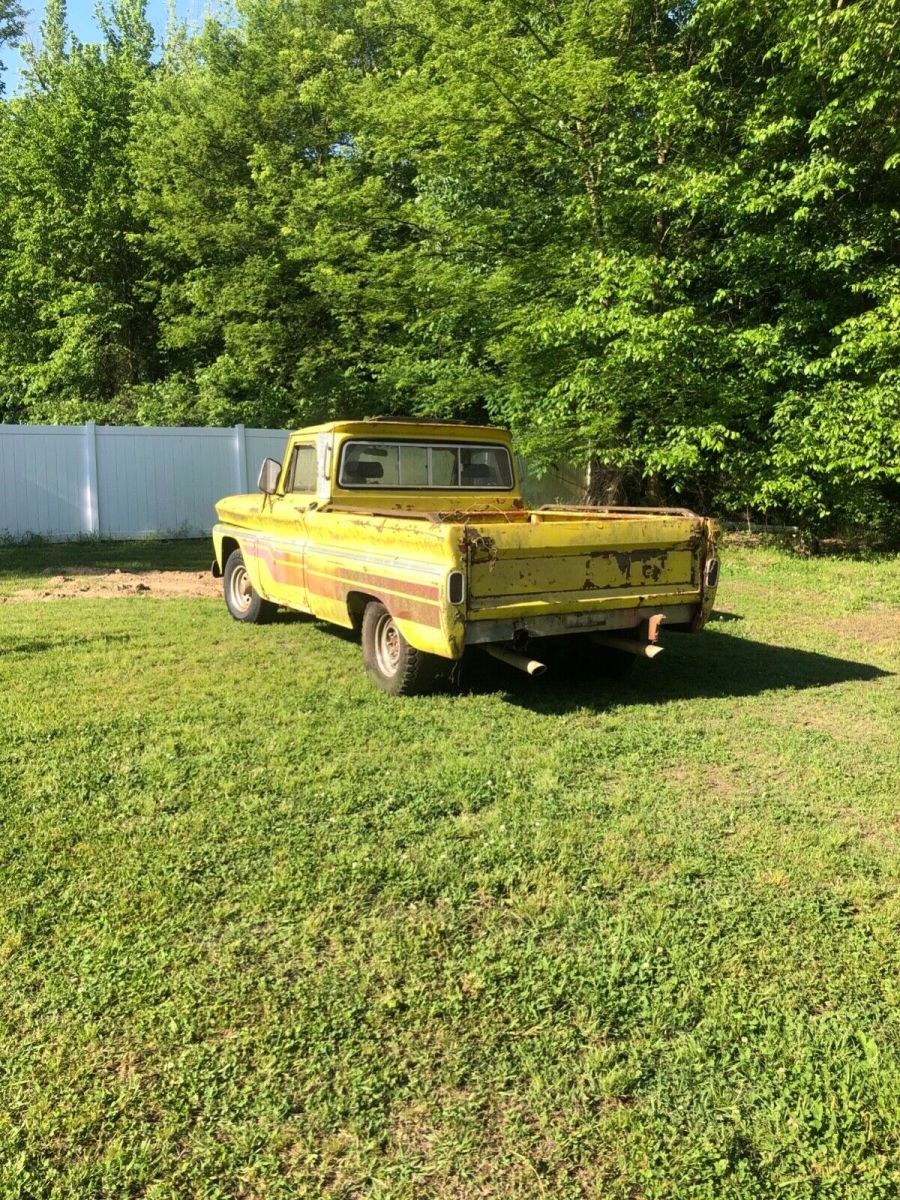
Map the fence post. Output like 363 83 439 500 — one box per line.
83 421 100 536
234 424 249 493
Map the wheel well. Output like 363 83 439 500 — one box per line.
346 591 383 633
220 536 240 570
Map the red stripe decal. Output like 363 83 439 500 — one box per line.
243 541 443 627
306 571 443 629
244 541 304 587
310 560 439 601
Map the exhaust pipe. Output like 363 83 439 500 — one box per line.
484 644 548 677
591 633 664 659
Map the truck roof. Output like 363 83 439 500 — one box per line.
291 418 511 441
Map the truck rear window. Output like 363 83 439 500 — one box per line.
338 441 514 490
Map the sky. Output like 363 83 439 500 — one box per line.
0 0 199 94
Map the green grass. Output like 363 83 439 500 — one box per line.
0 542 898 1199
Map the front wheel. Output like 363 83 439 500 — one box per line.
223 548 276 624
361 602 439 695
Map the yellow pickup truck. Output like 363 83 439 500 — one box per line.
212 419 720 694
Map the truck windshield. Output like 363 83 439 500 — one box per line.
338 441 514 490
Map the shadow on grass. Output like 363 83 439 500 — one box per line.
455 628 892 711
278 613 890 709
0 632 133 656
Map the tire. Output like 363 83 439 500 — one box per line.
223 548 276 624
361 601 439 695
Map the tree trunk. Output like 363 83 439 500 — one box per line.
586 456 626 505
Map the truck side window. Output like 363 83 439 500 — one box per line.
289 444 318 493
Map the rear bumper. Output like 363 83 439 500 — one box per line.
463 602 698 645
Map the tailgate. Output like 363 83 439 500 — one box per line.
466 515 704 613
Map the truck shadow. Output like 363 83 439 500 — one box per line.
457 628 891 710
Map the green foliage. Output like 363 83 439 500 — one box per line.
0 0 898 531
0 544 899 1194
338 0 900 528
130 0 410 427
0 0 24 95
0 0 156 420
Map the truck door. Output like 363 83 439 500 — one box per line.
262 439 318 611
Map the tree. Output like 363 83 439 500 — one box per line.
339 0 899 526
0 0 24 97
0 0 157 421
130 0 412 427
1 0 896 532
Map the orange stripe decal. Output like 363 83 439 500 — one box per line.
244 541 443 627
306 571 443 629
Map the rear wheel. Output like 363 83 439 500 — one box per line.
223 548 276 624
361 601 439 695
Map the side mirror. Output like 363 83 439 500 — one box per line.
258 457 281 495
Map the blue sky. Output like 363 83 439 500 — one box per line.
1 0 201 93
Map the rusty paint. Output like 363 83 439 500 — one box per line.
644 613 667 643
460 525 498 570
322 504 443 523
583 548 671 582
608 549 668 582
441 509 529 524
539 503 701 518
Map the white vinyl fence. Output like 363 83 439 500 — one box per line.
0 423 289 541
0 422 585 542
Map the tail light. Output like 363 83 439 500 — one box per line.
447 570 466 605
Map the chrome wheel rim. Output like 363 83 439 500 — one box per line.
228 564 253 614
374 611 401 676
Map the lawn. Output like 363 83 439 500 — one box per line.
0 540 898 1199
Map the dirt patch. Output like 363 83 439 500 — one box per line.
825 608 900 648
785 707 881 742
662 763 738 797
834 805 900 857
0 569 220 602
